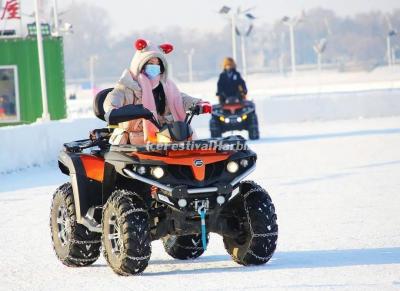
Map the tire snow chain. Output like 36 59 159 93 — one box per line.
172 243 204 250
69 239 101 244
67 256 99 263
121 208 147 218
252 232 278 238
241 183 277 261
246 250 274 261
126 254 151 261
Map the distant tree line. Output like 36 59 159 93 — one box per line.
60 3 400 82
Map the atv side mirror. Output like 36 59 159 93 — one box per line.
108 104 154 125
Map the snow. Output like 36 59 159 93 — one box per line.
1 116 400 290
0 118 104 174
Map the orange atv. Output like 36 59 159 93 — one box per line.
49 88 278 276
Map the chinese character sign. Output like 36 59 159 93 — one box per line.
1 0 21 20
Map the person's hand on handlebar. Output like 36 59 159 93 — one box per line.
193 101 212 115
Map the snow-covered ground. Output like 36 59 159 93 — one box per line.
1 116 400 290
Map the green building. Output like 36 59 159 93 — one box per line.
0 36 66 126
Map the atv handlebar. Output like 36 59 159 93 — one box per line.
185 101 212 124
107 101 211 128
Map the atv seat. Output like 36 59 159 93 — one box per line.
93 88 113 121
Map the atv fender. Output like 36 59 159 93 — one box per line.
58 151 103 224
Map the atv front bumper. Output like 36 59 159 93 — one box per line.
122 164 256 209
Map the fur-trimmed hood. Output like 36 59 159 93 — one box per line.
129 39 173 81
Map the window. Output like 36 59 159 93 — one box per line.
0 65 20 123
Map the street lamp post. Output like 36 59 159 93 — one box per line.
387 30 397 67
52 0 59 36
313 38 327 72
34 0 50 121
240 34 247 77
231 13 237 61
289 24 296 74
219 6 237 61
220 6 255 77
89 55 98 95
185 48 195 83
385 15 397 67
282 15 302 75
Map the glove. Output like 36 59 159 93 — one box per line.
194 101 212 114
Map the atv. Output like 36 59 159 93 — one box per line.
50 88 278 275
210 95 260 140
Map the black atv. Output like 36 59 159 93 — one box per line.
49 88 277 275
210 95 260 140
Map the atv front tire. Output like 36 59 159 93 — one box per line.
210 118 222 138
50 183 101 267
162 233 209 260
247 113 259 140
102 190 151 276
223 181 278 265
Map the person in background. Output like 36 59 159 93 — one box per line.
216 57 248 104
104 39 210 144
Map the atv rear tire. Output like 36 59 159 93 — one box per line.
223 181 278 266
162 233 209 260
102 190 151 276
50 183 101 267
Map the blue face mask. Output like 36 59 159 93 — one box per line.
145 64 161 79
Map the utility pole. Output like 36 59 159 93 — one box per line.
34 0 50 121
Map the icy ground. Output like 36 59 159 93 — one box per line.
1 117 400 290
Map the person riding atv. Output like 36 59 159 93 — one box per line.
49 42 277 276
216 57 247 104
210 58 260 140
103 39 211 145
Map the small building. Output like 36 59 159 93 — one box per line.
0 1 66 126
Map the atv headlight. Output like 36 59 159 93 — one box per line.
151 166 165 179
240 159 249 168
236 117 242 122
225 118 230 124
136 166 147 175
219 116 225 122
226 161 239 173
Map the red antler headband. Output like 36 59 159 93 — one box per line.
159 44 173 54
135 39 147 50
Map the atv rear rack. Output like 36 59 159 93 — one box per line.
110 135 247 153
63 135 247 154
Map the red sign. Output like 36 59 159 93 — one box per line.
1 0 20 20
